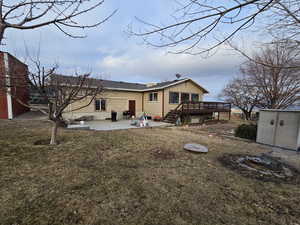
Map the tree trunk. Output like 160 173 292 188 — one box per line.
50 121 59 145
242 110 251 120
0 25 6 45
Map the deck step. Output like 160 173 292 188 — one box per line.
163 110 180 124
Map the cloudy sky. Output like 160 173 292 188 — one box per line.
3 0 256 100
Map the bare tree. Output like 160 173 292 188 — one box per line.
227 39 300 69
241 42 300 109
131 0 300 55
220 77 261 120
267 0 300 43
0 58 103 145
0 0 117 45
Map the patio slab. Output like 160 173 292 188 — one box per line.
85 120 171 131
14 111 47 120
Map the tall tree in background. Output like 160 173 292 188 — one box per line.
132 0 300 55
220 78 260 120
241 41 300 109
221 41 300 115
0 0 116 45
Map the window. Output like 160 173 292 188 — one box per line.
169 92 179 104
149 92 158 101
95 99 101 111
95 99 106 111
191 93 199 102
101 99 106 111
181 93 190 103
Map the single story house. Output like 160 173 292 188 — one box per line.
63 77 209 120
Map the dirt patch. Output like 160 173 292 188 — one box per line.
219 154 300 184
151 147 176 160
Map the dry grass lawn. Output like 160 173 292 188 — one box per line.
0 120 299 225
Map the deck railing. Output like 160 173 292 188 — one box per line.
178 101 231 114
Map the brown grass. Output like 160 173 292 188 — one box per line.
0 119 299 225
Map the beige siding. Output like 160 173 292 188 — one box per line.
163 80 204 116
63 90 143 120
63 80 206 120
143 90 164 117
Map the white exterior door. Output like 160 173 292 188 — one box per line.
274 112 300 150
257 111 278 146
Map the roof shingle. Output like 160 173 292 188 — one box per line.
50 74 208 93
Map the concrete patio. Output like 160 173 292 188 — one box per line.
84 120 171 131
14 111 47 120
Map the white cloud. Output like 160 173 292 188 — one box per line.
95 44 245 99
3 0 254 100
97 44 242 80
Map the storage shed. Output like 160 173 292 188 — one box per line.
256 109 300 151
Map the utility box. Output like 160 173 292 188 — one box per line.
256 110 300 151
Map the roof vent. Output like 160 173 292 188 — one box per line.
146 82 157 87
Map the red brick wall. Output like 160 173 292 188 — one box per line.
0 53 8 119
0 52 29 119
0 95 8 119
7 53 30 117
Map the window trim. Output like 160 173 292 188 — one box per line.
95 99 106 111
180 92 190 103
169 91 180 104
191 93 200 102
149 92 158 102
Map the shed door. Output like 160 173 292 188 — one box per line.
274 112 299 150
129 100 136 117
256 111 277 145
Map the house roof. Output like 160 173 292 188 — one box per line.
140 78 209 93
51 74 209 93
100 79 147 90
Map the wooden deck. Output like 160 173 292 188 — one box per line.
180 101 231 115
163 101 231 123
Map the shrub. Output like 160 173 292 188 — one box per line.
234 124 257 140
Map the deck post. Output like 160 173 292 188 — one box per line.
218 112 220 121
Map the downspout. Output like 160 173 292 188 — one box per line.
4 53 13 119
162 89 165 117
142 92 144 112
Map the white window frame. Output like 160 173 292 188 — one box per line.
169 92 179 104
95 99 106 111
149 92 158 102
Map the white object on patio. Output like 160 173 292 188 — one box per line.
139 117 149 127
131 115 149 127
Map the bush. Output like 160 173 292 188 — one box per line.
234 124 257 140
